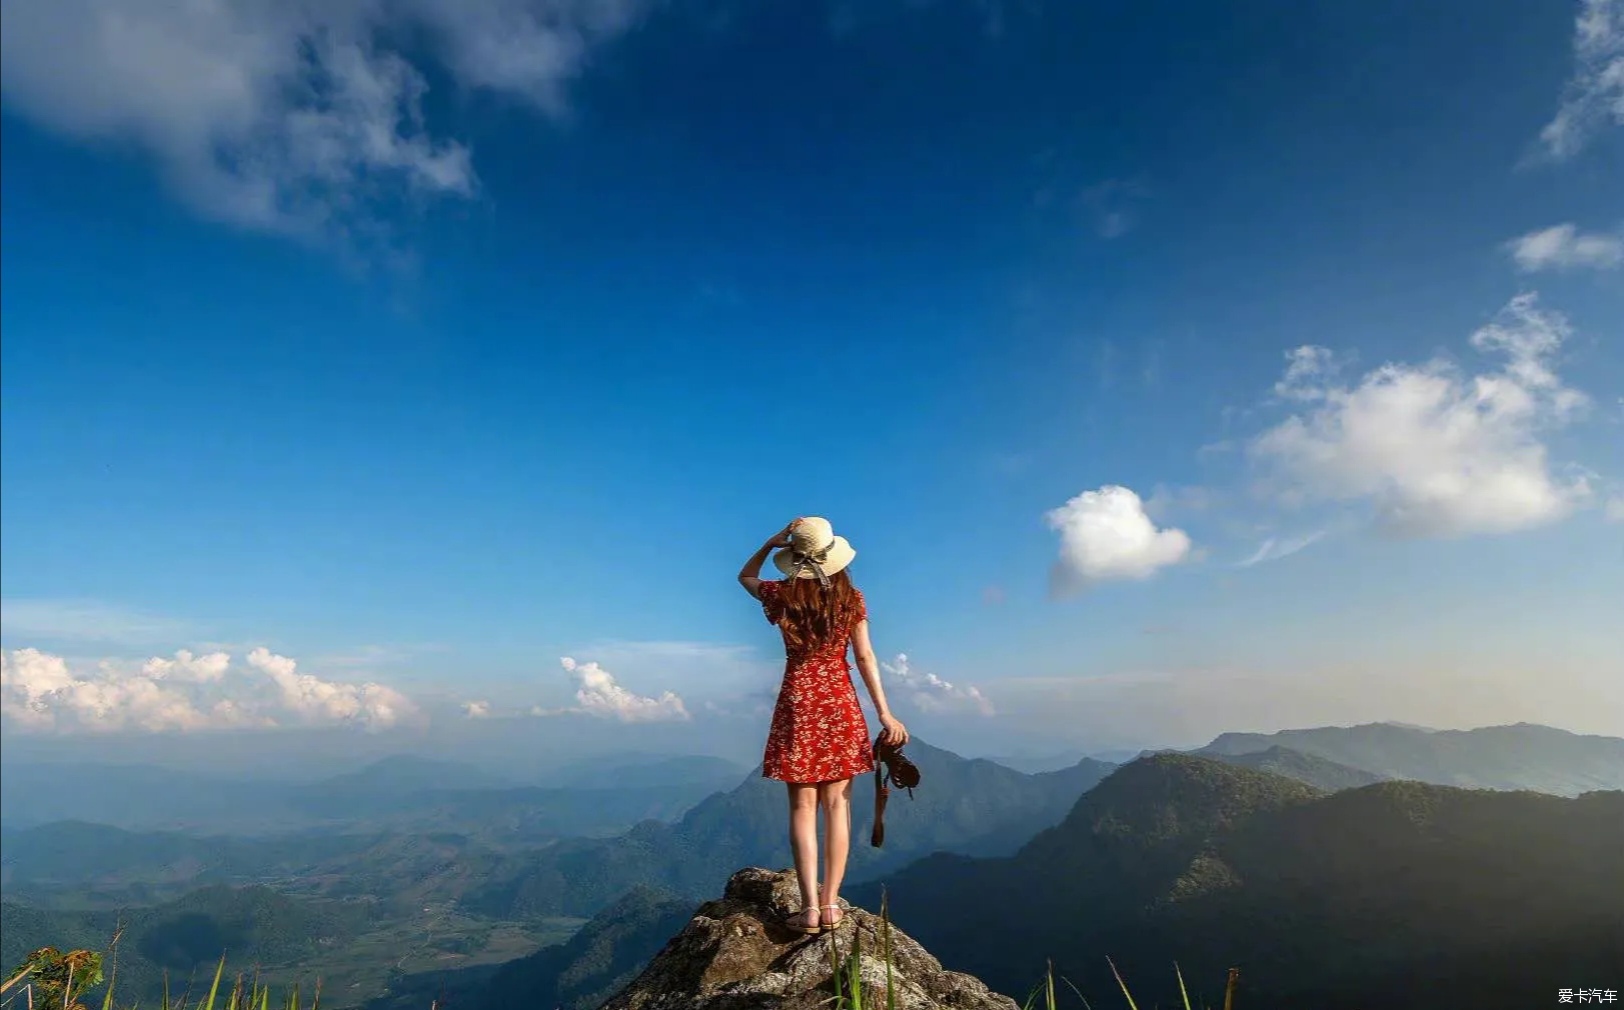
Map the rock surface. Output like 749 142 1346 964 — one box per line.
599 867 1019 1010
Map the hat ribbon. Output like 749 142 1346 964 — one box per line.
784 541 835 587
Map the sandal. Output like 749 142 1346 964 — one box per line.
783 906 822 935
820 904 848 931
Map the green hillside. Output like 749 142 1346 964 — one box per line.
1205 745 1386 791
853 753 1624 1009
2 886 371 1004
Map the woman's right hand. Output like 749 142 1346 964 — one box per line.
879 714 909 746
765 519 802 549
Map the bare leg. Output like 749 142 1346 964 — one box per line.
818 778 853 922
787 783 821 930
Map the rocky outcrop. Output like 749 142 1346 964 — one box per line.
599 867 1018 1010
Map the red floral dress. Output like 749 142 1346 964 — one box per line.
758 580 876 784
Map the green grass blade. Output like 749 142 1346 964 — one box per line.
1060 973 1095 1010
193 957 221 1010
849 929 863 1010
1105 957 1139 1010
1174 962 1192 1010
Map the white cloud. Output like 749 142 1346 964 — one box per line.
0 0 649 241
246 647 415 730
1236 531 1326 568
1606 496 1624 522
1045 485 1194 595
566 639 772 702
554 656 690 723
142 649 232 683
2 649 209 731
1273 346 1339 402
1504 223 1624 272
1248 293 1594 538
881 653 995 717
462 700 493 719
1 646 416 733
1539 0 1624 160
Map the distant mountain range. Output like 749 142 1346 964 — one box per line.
460 740 1117 919
1193 721 1624 795
535 754 748 791
5 722 1621 1009
1199 745 1385 791
0 753 746 838
852 753 1624 1009
382 739 1624 1010
0 820 382 895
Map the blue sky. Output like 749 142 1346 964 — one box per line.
1 0 1621 763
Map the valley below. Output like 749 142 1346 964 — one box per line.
4 722 1621 1009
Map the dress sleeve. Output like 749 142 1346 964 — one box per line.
853 588 868 624
759 580 785 625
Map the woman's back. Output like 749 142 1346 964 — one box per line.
759 575 867 661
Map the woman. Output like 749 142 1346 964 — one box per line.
737 516 909 936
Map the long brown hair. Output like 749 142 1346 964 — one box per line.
776 569 864 654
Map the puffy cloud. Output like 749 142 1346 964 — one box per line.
1504 223 1624 272
462 700 493 719
1 646 418 733
1539 0 1624 160
3 648 248 732
553 657 690 723
0 0 650 240
142 649 232 683
245 647 414 730
1045 485 1193 595
882 653 995 717
1248 293 1594 538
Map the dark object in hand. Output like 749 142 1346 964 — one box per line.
871 737 921 848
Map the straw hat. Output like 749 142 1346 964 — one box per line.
772 517 856 584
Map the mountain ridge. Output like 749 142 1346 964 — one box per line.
461 739 1117 919
1194 722 1624 795
852 752 1624 1009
